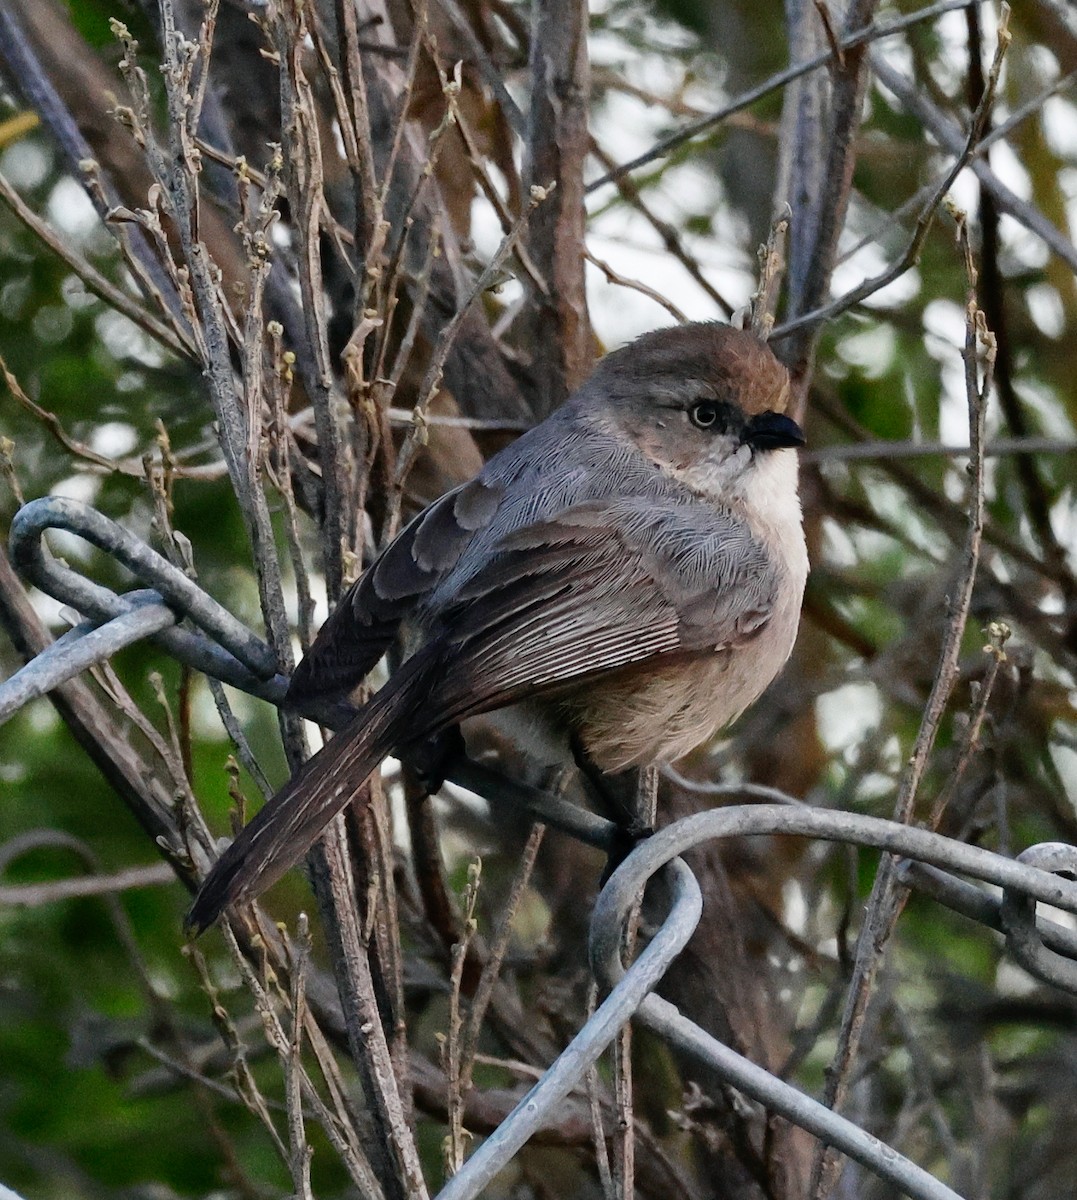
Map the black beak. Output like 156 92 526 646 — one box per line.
743 411 805 452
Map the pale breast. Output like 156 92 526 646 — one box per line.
565 585 802 772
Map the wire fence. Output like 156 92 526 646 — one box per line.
4 496 1077 1200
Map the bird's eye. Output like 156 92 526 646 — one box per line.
689 400 720 430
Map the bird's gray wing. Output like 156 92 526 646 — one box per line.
414 495 779 725
287 475 503 703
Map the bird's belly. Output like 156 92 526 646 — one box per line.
566 656 737 770
467 599 801 776
567 615 799 772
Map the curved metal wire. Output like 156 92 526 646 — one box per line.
587 808 1077 1200
435 858 703 1200
593 808 1077 923
7 498 1077 1200
0 590 176 724
5 497 287 705
901 859 1077 962
999 843 1077 992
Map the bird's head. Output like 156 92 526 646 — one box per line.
583 323 804 499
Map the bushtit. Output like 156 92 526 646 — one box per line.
187 322 807 932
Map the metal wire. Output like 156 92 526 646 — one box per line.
435 858 703 1200
901 859 1077 962
447 756 617 850
593 807 1077 920
586 809 1077 1200
5 497 288 703
999 843 1077 993
0 590 176 724
6 498 1077 1200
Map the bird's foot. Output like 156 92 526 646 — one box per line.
402 725 466 794
600 821 655 886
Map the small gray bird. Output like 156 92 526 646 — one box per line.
187 322 808 932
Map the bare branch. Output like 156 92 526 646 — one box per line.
523 0 593 415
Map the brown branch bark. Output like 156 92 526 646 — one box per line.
522 0 593 417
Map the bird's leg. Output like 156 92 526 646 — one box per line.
570 734 654 879
569 734 652 832
633 764 659 831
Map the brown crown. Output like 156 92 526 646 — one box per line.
601 322 791 416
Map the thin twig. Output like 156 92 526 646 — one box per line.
611 767 658 1200
271 0 349 604
444 859 482 1177
586 250 688 324
0 861 175 906
835 66 1077 270
187 943 292 1167
589 139 735 317
802 435 1077 464
138 6 297 699
322 0 380 254
440 0 526 137
285 914 315 1200
0 171 194 358
461 824 546 1079
204 924 388 1199
1 354 127 474
868 52 1077 275
813 0 846 68
315 824 429 1200
748 206 791 338
385 183 554 537
927 620 1011 831
775 5 1012 341
584 983 617 1199
586 0 988 192
810 208 995 1200
265 322 316 656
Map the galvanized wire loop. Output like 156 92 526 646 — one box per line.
1013 842 1077 877
592 807 1077 923
433 858 703 1200
5 497 286 705
633 995 961 1200
901 859 1077 963
0 590 177 724
998 843 1077 994
587 809 1077 1200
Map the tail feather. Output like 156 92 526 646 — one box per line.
186 657 429 934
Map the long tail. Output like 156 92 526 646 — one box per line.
186 655 430 934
